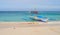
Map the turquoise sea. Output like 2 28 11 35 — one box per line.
0 11 60 22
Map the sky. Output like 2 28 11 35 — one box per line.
0 0 60 11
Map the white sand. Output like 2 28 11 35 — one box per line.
0 21 60 35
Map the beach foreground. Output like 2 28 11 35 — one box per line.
0 21 60 35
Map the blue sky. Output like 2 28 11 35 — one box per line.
0 0 60 11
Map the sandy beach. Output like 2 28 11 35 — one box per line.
0 21 60 35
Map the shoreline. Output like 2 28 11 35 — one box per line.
0 21 60 24
0 21 60 27
0 21 60 25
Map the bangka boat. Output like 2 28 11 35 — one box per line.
30 15 48 22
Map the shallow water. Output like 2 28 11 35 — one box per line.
0 11 60 22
